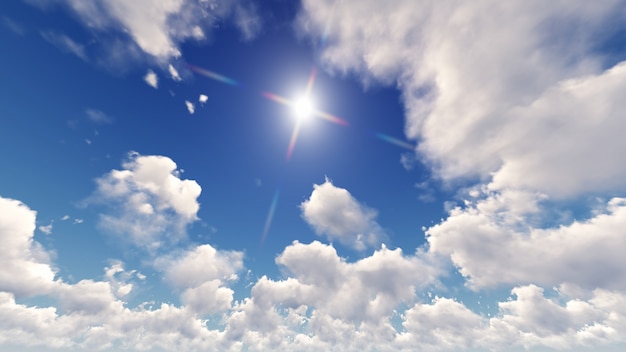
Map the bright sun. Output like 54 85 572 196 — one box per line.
293 96 314 121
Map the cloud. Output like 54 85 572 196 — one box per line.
298 0 626 200
144 69 158 88
157 244 244 314
1 16 25 35
85 108 113 124
92 152 201 251
198 94 208 104
38 223 53 235
0 197 56 297
428 190 626 291
43 0 262 61
3 190 626 350
185 100 195 114
40 30 87 61
169 64 182 81
300 178 386 250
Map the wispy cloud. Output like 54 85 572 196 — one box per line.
43 0 262 62
1 16 25 35
85 109 113 124
40 30 87 61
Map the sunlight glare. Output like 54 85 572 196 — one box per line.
293 96 314 121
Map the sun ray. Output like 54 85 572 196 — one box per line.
316 110 349 126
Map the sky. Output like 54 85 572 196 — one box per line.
1 0 626 351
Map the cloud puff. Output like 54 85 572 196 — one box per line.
198 94 208 104
144 69 158 88
157 244 244 314
169 64 182 81
47 0 261 61
298 0 626 199
300 178 386 250
185 100 195 114
93 152 201 251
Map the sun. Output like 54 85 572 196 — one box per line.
293 96 314 121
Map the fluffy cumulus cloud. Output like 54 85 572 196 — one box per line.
43 0 261 61
157 244 244 314
93 152 202 250
428 191 626 291
300 178 386 250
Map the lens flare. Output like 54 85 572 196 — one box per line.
188 64 239 86
373 132 416 150
261 187 281 244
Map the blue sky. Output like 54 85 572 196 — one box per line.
2 1 626 351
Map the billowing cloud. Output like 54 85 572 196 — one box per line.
3 189 626 350
298 0 626 199
428 190 626 291
300 178 386 250
157 244 244 314
144 69 158 88
93 152 202 251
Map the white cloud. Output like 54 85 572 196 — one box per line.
427 190 626 291
85 109 112 124
300 178 386 250
239 241 439 323
60 215 70 221
49 0 262 61
298 0 626 200
0 197 56 297
198 94 208 104
93 152 201 250
158 244 243 288
4 194 626 350
185 100 195 114
40 30 88 61
144 69 158 88
38 223 53 235
169 64 182 81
